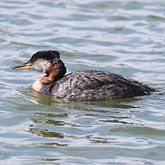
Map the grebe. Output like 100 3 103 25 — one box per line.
13 50 155 101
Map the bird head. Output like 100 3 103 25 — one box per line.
13 50 61 73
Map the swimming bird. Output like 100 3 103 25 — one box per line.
13 50 155 101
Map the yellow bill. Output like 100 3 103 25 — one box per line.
13 63 32 70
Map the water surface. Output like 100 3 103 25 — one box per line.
0 0 165 164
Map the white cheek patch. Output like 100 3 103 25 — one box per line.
42 61 50 73
33 59 51 73
36 59 50 73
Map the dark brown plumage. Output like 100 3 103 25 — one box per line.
13 50 156 101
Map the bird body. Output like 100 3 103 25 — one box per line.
14 50 155 101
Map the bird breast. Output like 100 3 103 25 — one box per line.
32 78 52 93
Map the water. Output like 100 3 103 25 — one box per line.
0 0 165 164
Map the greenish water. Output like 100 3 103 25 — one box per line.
0 0 165 164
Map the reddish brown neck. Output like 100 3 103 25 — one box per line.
40 60 66 84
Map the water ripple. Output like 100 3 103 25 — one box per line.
0 0 165 164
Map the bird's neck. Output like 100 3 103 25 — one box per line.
32 60 66 93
